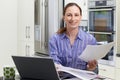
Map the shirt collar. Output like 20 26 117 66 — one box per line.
77 28 84 40
60 32 67 39
60 27 83 40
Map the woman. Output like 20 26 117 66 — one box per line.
49 3 98 78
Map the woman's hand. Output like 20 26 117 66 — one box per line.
54 63 64 77
87 59 97 71
54 63 62 70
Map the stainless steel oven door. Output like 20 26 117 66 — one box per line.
89 8 114 32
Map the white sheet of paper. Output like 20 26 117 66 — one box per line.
79 42 115 62
57 65 97 80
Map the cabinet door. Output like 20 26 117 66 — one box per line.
115 57 120 80
17 0 34 42
98 64 115 79
18 41 34 56
116 57 120 68
115 69 120 80
17 0 34 55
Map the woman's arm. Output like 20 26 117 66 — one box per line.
87 34 99 74
49 35 62 64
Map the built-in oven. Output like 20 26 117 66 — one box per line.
88 0 116 65
89 8 114 32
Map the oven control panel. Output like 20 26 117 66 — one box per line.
88 0 115 8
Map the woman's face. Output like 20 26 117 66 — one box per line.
63 6 82 29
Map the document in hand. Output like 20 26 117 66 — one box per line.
79 42 115 62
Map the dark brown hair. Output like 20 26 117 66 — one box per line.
57 3 82 34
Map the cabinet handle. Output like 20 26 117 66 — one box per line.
99 68 106 71
26 26 30 39
84 1 86 6
44 42 48 48
28 45 30 56
89 8 113 11
28 26 30 38
25 45 30 56
116 53 120 57
25 45 28 56
26 26 28 38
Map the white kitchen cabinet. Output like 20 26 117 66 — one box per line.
115 0 120 79
116 57 120 68
64 0 88 20
115 57 120 80
17 0 35 56
18 41 34 56
115 69 120 80
98 64 115 79
0 0 17 76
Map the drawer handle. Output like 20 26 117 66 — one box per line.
99 68 106 71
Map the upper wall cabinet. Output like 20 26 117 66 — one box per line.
64 0 88 20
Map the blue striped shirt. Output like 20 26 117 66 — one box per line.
49 28 97 70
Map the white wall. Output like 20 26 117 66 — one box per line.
0 0 17 76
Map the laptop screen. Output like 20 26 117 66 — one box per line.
12 56 60 80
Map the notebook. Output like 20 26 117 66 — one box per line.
12 56 60 80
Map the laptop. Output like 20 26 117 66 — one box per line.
12 56 60 80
